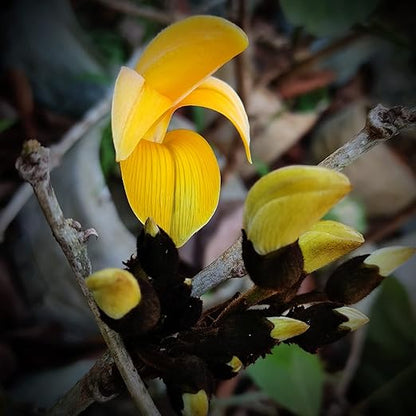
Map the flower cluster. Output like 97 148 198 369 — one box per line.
86 16 415 415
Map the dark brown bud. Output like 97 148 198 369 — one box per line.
242 230 304 291
325 255 383 304
101 268 161 338
137 218 179 284
287 303 368 353
164 355 213 416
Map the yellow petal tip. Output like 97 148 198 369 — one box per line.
267 316 310 341
364 246 416 277
182 389 209 416
227 356 243 373
334 307 369 331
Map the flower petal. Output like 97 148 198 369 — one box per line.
364 246 416 276
112 66 172 161
244 166 351 255
136 15 248 103
179 76 251 162
120 129 220 247
299 220 364 273
86 268 141 320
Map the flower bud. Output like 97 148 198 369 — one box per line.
243 166 351 255
137 217 179 282
242 231 304 291
182 390 209 416
287 303 368 353
86 268 141 319
164 355 213 416
325 246 415 305
227 356 243 373
267 316 310 341
333 306 369 331
364 246 415 276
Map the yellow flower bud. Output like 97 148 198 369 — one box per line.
267 316 310 341
182 389 209 416
86 268 141 319
244 166 351 255
227 356 243 373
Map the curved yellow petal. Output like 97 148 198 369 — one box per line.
179 76 251 162
85 268 141 320
112 67 172 161
244 166 351 255
364 246 416 276
299 220 364 273
120 129 220 247
136 15 248 103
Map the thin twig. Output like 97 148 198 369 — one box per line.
222 0 251 183
47 351 120 416
0 96 111 242
192 104 416 296
15 141 160 416
93 0 179 24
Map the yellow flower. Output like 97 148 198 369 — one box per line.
243 165 352 256
112 16 251 247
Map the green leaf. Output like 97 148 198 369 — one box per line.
247 344 324 416
100 121 117 179
349 277 416 414
0 118 17 133
280 0 380 37
191 106 205 133
252 158 270 177
294 88 329 112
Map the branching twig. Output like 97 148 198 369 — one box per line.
15 141 160 416
47 351 120 416
0 96 111 242
192 104 416 295
40 104 415 414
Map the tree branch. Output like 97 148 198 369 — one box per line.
93 0 179 24
15 141 160 416
39 104 415 414
46 351 120 416
191 104 416 296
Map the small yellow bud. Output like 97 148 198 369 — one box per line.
182 389 209 416
85 268 141 319
184 278 193 287
144 217 160 237
267 316 310 341
364 246 415 277
227 356 243 373
334 307 369 331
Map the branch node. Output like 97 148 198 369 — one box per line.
83 227 99 242
15 139 50 183
367 104 416 141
